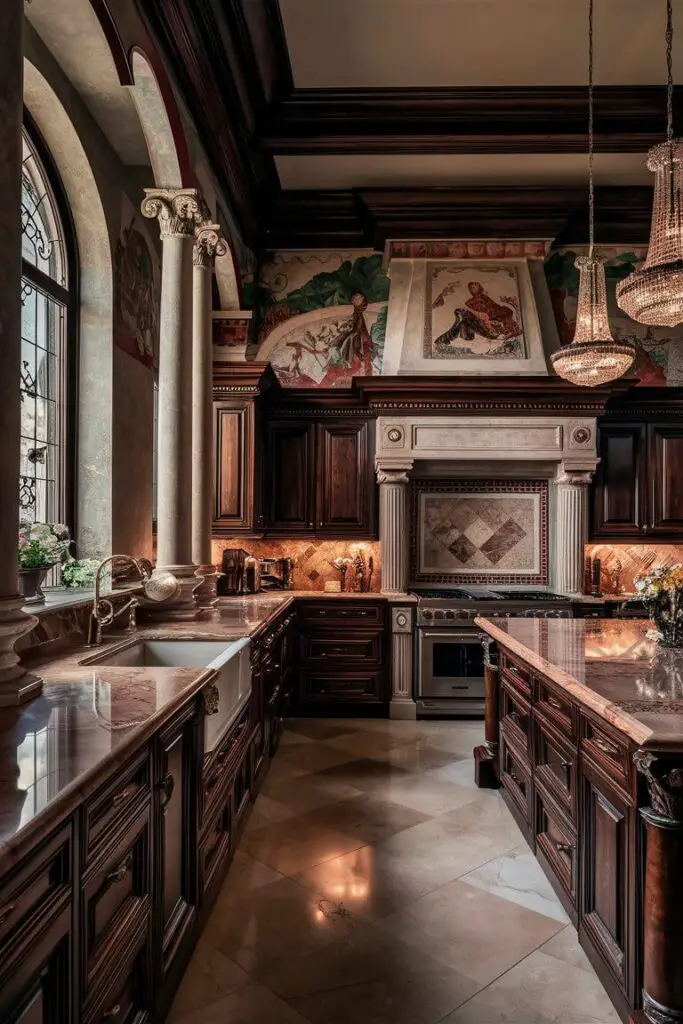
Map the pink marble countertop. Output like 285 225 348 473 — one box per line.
476 616 683 749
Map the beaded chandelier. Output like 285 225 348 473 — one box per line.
616 1 683 326
551 0 635 387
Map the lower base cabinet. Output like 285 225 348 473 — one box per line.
0 908 72 1024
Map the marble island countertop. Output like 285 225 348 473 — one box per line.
476 615 683 749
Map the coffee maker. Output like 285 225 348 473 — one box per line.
217 548 249 595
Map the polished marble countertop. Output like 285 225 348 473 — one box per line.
0 591 389 868
476 616 683 749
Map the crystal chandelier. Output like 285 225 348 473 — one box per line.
616 0 683 326
551 0 635 387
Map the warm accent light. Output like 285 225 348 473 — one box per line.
616 0 683 327
551 0 635 388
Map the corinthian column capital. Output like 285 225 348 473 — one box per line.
555 464 595 487
193 223 228 267
141 188 201 239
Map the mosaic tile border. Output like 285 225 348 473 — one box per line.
410 478 548 586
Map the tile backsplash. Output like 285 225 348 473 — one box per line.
584 542 683 595
211 539 381 592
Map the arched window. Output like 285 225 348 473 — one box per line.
20 119 76 529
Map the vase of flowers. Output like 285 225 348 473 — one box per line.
635 564 683 648
18 522 71 604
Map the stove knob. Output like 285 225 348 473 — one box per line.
423 609 433 620
445 610 455 620
435 610 445 620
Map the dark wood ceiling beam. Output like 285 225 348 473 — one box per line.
264 185 653 249
261 85 681 154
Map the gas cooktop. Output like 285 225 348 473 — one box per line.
412 587 569 602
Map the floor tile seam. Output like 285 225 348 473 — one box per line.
277 836 369 878
243 797 376 838
431 921 571 1022
454 872 570 925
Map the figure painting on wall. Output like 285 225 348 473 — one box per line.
114 196 160 369
244 252 390 387
425 263 526 359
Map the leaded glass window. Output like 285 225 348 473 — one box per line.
20 126 71 527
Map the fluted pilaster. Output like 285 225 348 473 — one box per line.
554 466 592 595
377 463 413 594
389 605 416 718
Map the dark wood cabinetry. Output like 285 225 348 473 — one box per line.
592 422 683 539
264 418 376 538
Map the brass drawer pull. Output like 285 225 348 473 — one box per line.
593 736 619 758
508 769 519 783
106 854 132 885
0 903 16 928
111 784 139 808
102 1005 121 1020
560 759 573 769
554 840 574 855
158 773 175 812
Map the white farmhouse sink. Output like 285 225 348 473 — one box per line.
83 638 251 750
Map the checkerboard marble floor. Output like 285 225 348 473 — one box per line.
169 718 620 1024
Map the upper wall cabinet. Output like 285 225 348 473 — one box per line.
592 422 683 539
265 418 377 539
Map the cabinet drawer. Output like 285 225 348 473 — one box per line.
534 714 577 821
581 714 632 795
500 652 532 697
535 675 576 740
0 824 72 950
535 785 578 909
200 796 231 898
500 676 531 754
83 750 150 863
82 809 151 996
298 601 385 627
86 934 151 1024
300 631 383 666
500 730 532 826
299 670 386 703
202 705 251 818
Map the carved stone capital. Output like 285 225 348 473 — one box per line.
141 188 201 239
635 750 683 822
193 223 228 268
377 468 410 486
555 465 594 487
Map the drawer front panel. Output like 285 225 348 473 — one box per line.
298 602 385 627
500 676 532 754
581 715 632 795
500 652 532 698
200 797 231 897
535 676 575 740
300 671 386 703
0 824 71 950
300 632 383 665
83 751 150 863
535 785 578 908
202 706 251 817
500 730 532 825
534 714 577 821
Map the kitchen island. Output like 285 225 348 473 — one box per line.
474 615 683 1024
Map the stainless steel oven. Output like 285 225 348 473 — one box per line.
417 628 486 716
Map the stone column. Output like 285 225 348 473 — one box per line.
0 0 42 705
389 604 416 719
554 465 593 595
192 222 227 610
141 188 201 617
377 461 413 595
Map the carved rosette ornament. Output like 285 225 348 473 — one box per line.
203 682 220 716
634 750 683 822
141 187 201 238
193 223 228 268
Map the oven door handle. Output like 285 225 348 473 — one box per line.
420 631 482 641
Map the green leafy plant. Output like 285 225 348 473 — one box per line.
61 557 100 588
18 522 71 569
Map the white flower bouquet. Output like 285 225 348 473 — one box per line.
635 564 683 648
18 521 71 569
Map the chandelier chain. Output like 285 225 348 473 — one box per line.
588 0 595 256
667 0 674 141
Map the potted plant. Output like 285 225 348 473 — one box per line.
18 521 71 604
61 557 100 590
635 564 683 648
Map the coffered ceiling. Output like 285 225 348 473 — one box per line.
133 0 679 247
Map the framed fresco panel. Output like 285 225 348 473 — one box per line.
410 479 548 586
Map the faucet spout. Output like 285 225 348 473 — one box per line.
87 555 152 646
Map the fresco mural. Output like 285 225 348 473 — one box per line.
425 262 526 360
244 251 390 387
114 196 160 369
545 247 683 386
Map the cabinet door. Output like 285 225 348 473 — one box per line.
649 425 683 534
316 420 376 537
265 421 315 532
592 425 645 536
213 401 256 535
154 705 199 995
0 905 71 1024
580 762 632 999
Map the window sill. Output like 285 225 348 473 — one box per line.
23 585 141 619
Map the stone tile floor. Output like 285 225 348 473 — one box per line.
169 717 620 1024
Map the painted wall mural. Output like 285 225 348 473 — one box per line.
244 251 390 387
114 196 160 369
425 262 526 360
545 246 683 386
